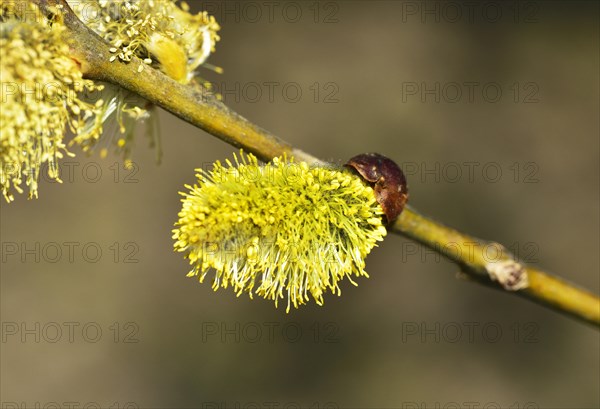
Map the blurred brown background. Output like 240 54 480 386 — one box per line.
1 1 598 408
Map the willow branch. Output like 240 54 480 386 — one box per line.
36 0 600 327
394 209 600 326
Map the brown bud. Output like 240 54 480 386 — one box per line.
345 153 408 224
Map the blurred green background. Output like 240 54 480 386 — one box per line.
1 1 598 408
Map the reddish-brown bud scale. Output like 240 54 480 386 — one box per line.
345 153 409 224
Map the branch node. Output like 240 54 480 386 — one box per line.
486 258 529 291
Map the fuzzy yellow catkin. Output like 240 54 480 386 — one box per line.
173 151 388 312
0 3 105 201
66 0 221 84
65 0 222 160
1 0 222 201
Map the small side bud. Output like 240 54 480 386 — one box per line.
486 259 529 291
345 153 409 223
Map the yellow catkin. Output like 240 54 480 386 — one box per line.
66 0 221 84
1 0 222 200
65 0 221 159
0 4 104 201
173 151 387 312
